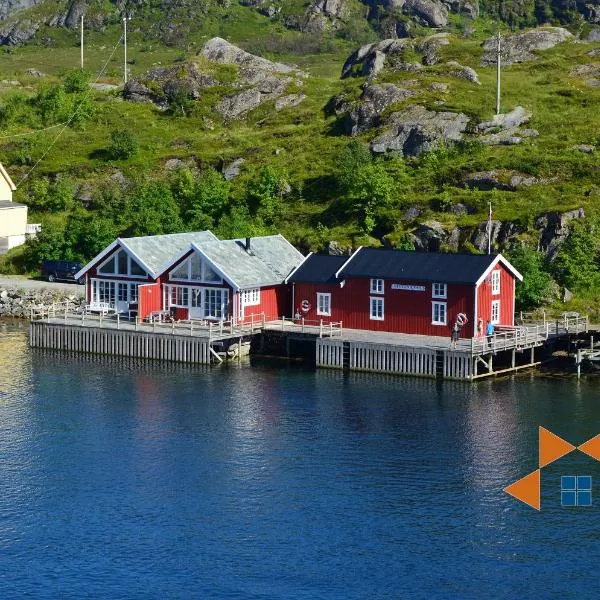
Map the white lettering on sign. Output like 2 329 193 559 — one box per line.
391 284 426 292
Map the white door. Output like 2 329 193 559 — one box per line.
116 282 130 314
189 288 203 320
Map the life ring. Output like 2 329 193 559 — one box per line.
456 312 468 326
301 299 311 313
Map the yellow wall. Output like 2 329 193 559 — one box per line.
0 175 13 202
0 205 27 237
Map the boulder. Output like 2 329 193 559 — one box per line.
588 28 600 42
412 220 446 251
428 82 448 91
443 0 479 18
326 241 345 256
403 0 448 28
417 33 450 66
302 0 348 32
341 39 412 78
216 88 263 119
463 171 511 191
481 27 573 65
0 20 40 46
477 106 532 132
26 68 45 77
572 144 595 153
123 80 165 107
223 158 245 180
370 104 469 156
349 83 419 134
444 61 480 84
275 93 306 111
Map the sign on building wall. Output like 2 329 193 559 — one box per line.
391 284 426 292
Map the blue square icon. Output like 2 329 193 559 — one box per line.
561 475 592 507
562 490 577 507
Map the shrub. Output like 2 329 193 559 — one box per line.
107 129 139 160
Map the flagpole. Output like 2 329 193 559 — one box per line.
488 202 492 255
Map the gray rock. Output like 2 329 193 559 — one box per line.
0 0 44 20
450 203 471 215
201 37 300 76
89 82 119 92
164 158 187 170
479 132 523 146
403 206 422 221
370 104 469 156
216 88 262 119
444 60 480 84
587 48 600 58
477 106 532 132
413 220 446 251
481 27 573 65
275 93 306 111
588 28 600 42
302 0 348 32
26 68 45 77
123 80 162 106
572 144 595 153
341 38 412 78
417 33 449 66
464 171 511 191
443 0 479 18
563 287 573 303
0 20 40 46
349 83 418 134
64 0 86 30
536 208 585 259
587 6 600 24
326 241 345 256
223 158 245 180
403 0 448 28
428 82 448 91
258 5 280 17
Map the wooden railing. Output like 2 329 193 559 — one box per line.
272 317 343 338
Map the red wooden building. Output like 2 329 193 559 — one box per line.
286 248 523 338
156 234 303 323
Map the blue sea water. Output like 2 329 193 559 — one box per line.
1 323 600 599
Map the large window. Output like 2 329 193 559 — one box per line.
170 255 222 283
205 289 229 319
491 270 501 295
432 282 447 299
491 299 500 324
241 288 260 306
432 301 447 325
316 293 331 316
93 280 116 306
370 297 384 321
98 249 146 278
370 279 384 294
169 286 189 308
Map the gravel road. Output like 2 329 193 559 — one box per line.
0 275 84 294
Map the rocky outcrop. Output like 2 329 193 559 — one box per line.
0 0 43 20
223 157 245 180
370 104 469 155
417 33 449 66
0 287 83 319
476 106 537 145
348 83 419 134
275 93 306 111
443 0 478 18
463 170 554 191
481 27 573 65
444 60 480 84
302 0 348 32
536 208 585 259
403 0 448 28
570 63 600 87
0 19 39 45
588 28 600 42
341 39 413 78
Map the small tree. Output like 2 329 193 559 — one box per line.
553 221 600 291
107 129 139 160
507 246 553 310
63 69 91 94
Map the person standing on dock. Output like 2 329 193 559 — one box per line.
486 320 494 349
477 317 483 337
451 321 460 349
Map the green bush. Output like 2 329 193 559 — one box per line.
107 129 139 160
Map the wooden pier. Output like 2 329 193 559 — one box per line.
28 309 589 380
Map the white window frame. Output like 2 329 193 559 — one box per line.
432 301 447 326
370 278 384 294
316 292 331 316
491 270 501 295
241 288 260 306
169 255 223 284
97 249 147 279
491 299 500 324
432 282 447 299
370 296 384 321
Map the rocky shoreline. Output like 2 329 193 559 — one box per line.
0 287 84 319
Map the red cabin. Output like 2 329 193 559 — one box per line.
157 235 304 324
287 248 523 338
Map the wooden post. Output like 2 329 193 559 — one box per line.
190 320 193 337
320 320 323 338
577 348 581 379
117 313 120 329
302 317 305 333
511 349 515 368
530 347 535 364
172 320 175 335
488 355 493 374
262 313 265 327
281 317 285 332
135 316 138 331
591 335 594 351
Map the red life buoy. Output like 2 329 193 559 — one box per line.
456 312 468 326
301 299 311 313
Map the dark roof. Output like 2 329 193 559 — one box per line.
341 248 499 284
288 254 348 284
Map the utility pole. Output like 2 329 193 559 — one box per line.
123 15 130 85
496 29 501 115
80 15 84 69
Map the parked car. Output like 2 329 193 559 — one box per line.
41 260 84 284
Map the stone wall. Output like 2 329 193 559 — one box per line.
0 287 84 319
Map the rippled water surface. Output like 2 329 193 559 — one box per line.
1 323 600 598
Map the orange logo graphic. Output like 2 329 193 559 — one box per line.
504 427 600 511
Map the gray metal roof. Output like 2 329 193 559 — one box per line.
196 235 304 288
122 231 218 275
0 200 26 209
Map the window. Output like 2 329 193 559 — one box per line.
169 255 222 283
169 286 189 308
98 256 115 275
242 289 260 306
491 300 500 324
316 293 331 316
370 297 384 321
561 476 592 507
491 270 501 295
97 249 146 277
129 283 138 303
432 301 447 325
93 280 116 305
432 283 447 299
117 282 128 302
370 279 384 294
205 289 229 319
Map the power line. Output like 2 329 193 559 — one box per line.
16 32 124 188
0 122 69 140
